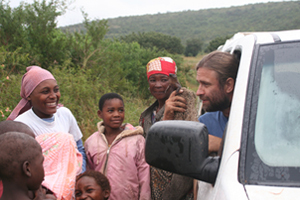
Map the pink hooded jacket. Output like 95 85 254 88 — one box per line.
84 122 151 200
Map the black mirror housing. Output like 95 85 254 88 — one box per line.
145 120 209 180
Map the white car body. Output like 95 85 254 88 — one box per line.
197 29 300 200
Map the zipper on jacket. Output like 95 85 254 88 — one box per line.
101 127 131 175
103 146 111 175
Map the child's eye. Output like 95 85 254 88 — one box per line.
119 109 124 112
162 78 168 82
86 189 94 193
75 191 81 197
54 87 59 93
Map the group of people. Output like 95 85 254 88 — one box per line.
0 50 239 200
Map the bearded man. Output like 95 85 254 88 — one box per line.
164 51 239 154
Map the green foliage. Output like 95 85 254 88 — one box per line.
0 64 22 121
120 32 184 54
205 35 232 53
23 0 69 67
184 38 203 57
0 0 70 70
66 11 109 68
0 0 27 50
0 46 30 72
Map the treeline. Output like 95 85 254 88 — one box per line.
64 1 300 48
0 0 194 137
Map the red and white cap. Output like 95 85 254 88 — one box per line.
146 57 177 80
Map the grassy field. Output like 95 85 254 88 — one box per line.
183 54 205 92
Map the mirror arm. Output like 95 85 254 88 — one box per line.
196 156 220 185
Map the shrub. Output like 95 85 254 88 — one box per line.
184 38 203 57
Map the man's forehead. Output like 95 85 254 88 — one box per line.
196 67 219 81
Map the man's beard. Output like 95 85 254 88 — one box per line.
202 91 231 112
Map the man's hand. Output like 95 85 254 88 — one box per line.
208 135 222 155
163 89 187 120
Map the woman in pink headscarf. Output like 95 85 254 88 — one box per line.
8 66 86 200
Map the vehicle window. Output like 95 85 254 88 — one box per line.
255 44 300 167
241 41 300 186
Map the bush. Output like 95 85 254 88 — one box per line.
205 35 232 53
0 64 23 121
120 32 184 55
184 38 203 57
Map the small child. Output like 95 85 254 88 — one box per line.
75 170 111 200
0 120 35 198
0 120 56 200
84 93 151 200
0 132 44 200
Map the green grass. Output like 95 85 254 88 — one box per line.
183 54 204 92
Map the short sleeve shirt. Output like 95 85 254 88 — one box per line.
198 111 228 138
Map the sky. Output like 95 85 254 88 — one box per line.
9 0 292 27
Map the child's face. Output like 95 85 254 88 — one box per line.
98 98 124 129
75 176 108 200
27 79 61 118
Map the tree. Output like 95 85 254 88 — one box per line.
0 0 72 69
23 0 69 67
0 0 27 50
184 38 203 57
120 31 184 54
205 35 232 53
66 11 109 68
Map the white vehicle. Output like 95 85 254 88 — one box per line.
145 29 300 199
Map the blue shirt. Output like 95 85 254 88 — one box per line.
198 111 228 138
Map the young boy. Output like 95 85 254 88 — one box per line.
0 121 56 200
0 121 35 198
0 131 44 200
85 93 151 200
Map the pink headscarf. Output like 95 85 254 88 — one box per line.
7 66 55 120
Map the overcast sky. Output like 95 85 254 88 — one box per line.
10 0 292 27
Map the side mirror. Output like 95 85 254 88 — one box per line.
145 120 209 180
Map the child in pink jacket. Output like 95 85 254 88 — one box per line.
85 93 151 200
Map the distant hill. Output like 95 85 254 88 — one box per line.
63 1 300 47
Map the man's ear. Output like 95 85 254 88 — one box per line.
103 189 110 199
97 110 102 119
224 77 234 94
23 161 32 177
